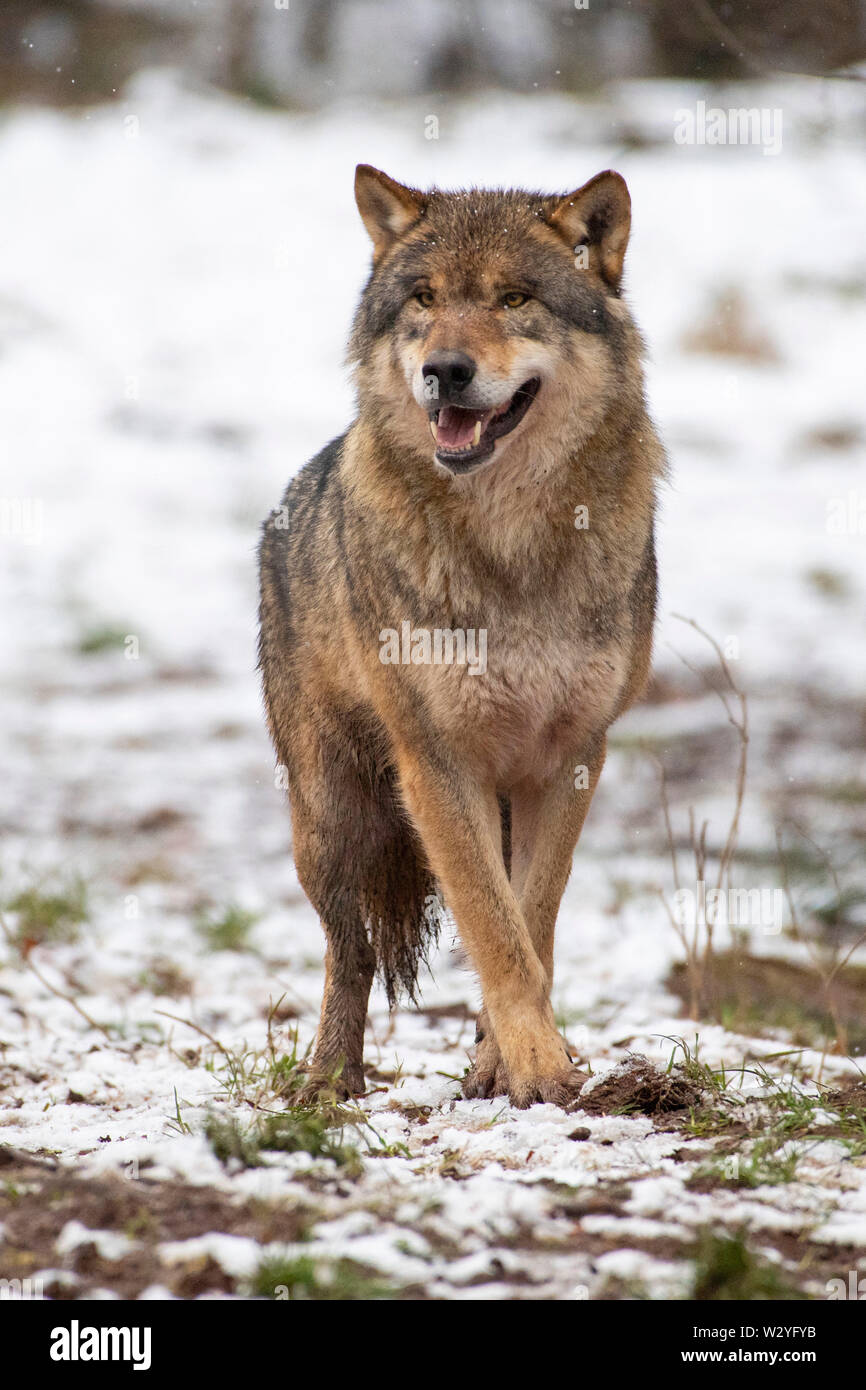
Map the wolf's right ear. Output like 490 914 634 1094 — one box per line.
547 171 631 290
355 165 426 262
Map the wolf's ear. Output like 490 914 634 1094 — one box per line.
355 165 425 261
547 171 631 290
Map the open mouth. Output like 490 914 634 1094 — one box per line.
428 378 540 473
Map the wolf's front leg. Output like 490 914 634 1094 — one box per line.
395 745 582 1109
465 740 607 1099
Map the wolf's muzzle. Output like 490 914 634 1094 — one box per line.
421 350 477 405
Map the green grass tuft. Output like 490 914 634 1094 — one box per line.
196 903 260 952
204 1107 362 1174
253 1254 396 1300
77 623 133 655
692 1232 805 1300
6 878 88 947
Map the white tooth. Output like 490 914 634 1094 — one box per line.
473 421 482 447
429 419 438 442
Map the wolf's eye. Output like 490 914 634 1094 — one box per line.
414 289 434 308
502 291 529 308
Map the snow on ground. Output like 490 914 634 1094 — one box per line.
1 73 865 1299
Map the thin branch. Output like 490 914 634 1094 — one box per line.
0 908 114 1039
154 1010 231 1057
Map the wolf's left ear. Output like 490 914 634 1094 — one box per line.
355 165 426 261
547 171 631 290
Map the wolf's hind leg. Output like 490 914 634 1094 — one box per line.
288 757 377 1105
510 739 606 987
295 915 376 1104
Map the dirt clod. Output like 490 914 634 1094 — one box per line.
577 1055 702 1117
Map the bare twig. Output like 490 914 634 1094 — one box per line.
776 823 866 1061
657 616 750 1018
154 1009 231 1057
0 908 114 1039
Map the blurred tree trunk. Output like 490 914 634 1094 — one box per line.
299 0 338 68
427 0 488 92
223 0 259 93
0 0 181 106
647 0 866 78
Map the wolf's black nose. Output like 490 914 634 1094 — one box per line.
422 351 476 401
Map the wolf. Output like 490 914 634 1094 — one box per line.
258 164 666 1108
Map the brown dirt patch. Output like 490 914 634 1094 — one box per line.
578 1056 702 1117
0 1147 307 1299
667 951 866 1052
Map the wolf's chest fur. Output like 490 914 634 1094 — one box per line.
374 495 636 785
449 633 625 783
398 566 630 783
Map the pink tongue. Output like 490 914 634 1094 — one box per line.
437 405 488 450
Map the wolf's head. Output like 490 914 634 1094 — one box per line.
349 165 644 479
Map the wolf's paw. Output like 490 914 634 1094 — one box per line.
292 1058 366 1108
507 1063 590 1110
499 1025 588 1109
462 1032 510 1099
463 1018 587 1108
463 1010 511 1099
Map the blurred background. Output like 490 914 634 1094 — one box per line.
1 0 866 1246
2 0 865 106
